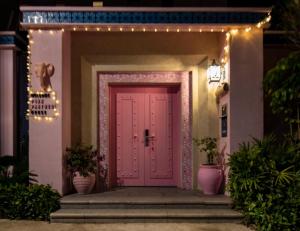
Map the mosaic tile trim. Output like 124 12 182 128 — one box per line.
0 35 15 45
22 11 267 25
98 72 193 190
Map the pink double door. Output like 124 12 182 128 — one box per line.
112 86 179 186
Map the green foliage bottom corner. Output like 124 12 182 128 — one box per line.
227 136 300 231
0 183 61 221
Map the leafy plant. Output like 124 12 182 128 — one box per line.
193 137 218 165
65 143 97 177
0 155 37 186
0 183 60 220
228 136 300 230
263 51 300 140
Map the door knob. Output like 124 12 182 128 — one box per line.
144 129 150 146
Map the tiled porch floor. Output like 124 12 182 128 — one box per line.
61 187 231 204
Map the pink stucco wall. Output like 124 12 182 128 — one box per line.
0 49 16 156
29 30 71 195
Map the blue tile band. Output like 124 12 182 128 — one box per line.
22 11 267 24
0 35 15 45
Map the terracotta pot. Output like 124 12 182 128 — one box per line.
198 165 223 195
73 171 95 194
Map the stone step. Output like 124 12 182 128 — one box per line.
60 200 232 209
51 208 243 223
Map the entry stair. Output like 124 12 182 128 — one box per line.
50 187 243 223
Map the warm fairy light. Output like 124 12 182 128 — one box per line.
230 29 239 35
221 29 224 32
143 28 146 32
199 29 202 32
119 27 123 31
224 45 229 53
245 27 252 32
131 28 134 32
96 27 100 31
61 28 64 32
256 13 271 28
188 28 191 32
26 33 59 122
108 27 111 31
85 27 88 31
154 28 157 32
226 32 230 39
73 27 76 31
211 29 214 32
176 28 180 32
166 28 169 32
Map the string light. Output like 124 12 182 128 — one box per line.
245 27 251 32
26 31 60 122
230 29 239 35
24 11 270 121
256 13 271 28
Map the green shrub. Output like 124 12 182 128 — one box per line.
65 143 97 177
0 183 61 220
0 155 37 186
228 136 300 231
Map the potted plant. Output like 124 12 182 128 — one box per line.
193 137 223 195
65 144 97 194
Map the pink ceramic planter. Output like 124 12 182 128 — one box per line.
73 172 96 194
198 165 223 195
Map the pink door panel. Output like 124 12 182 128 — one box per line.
116 93 144 186
145 93 176 186
114 87 178 187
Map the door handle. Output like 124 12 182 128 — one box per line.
144 129 149 147
144 130 155 146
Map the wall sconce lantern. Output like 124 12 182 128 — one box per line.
207 59 222 83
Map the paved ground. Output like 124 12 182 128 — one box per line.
0 220 252 231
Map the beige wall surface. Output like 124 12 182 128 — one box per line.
27 29 264 193
71 32 223 189
229 29 264 153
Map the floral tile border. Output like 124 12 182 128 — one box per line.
98 72 192 190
